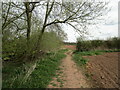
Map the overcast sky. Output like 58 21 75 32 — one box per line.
64 0 119 42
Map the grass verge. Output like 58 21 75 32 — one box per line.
73 49 120 66
2 49 66 88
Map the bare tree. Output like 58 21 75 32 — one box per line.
2 0 109 51
34 0 109 50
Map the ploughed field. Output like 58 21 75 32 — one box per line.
83 52 119 88
64 45 76 50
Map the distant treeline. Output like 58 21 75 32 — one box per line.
76 37 120 52
63 42 76 45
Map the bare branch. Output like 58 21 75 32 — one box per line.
2 2 11 30
2 11 26 30
45 2 86 27
12 21 27 31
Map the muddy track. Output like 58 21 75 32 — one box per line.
48 50 92 88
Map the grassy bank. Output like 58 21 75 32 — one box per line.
73 49 120 67
73 50 102 67
2 49 67 88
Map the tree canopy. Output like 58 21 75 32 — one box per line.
2 0 109 61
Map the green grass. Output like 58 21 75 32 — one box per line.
21 50 66 88
58 48 68 53
2 62 28 88
74 49 120 56
75 51 103 56
73 54 88 66
73 50 102 66
52 83 57 87
2 49 66 88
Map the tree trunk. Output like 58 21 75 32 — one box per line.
24 2 32 45
24 2 32 60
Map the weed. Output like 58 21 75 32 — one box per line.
57 78 61 82
73 54 88 66
2 50 66 88
85 73 90 78
52 83 57 87
58 71 63 74
81 86 83 88
60 84 64 87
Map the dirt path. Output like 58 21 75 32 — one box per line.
48 50 92 88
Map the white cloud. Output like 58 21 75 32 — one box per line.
64 0 119 42
89 24 118 40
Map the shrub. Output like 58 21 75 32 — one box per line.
2 49 66 88
91 40 103 48
76 37 120 52
104 37 120 49
76 41 92 52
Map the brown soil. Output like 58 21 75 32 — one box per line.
64 45 76 50
83 52 119 88
48 50 92 88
